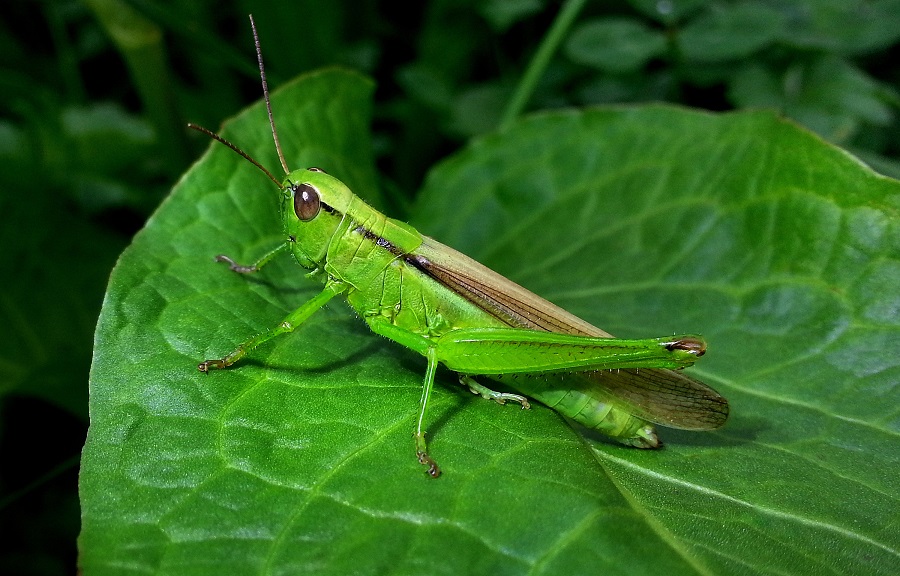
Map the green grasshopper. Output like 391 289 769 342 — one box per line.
193 17 729 478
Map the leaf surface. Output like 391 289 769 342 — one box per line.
80 71 900 575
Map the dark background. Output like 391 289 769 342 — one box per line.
1 1 897 573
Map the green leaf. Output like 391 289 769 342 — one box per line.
81 71 900 574
396 63 455 112
575 71 675 105
447 82 511 137
627 0 709 24
564 17 667 73
773 0 900 55
728 56 894 144
480 0 547 32
678 3 786 62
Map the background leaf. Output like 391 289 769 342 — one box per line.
80 70 899 574
728 56 894 143
564 17 667 73
678 3 786 62
775 0 900 54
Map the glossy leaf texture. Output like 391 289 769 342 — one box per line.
80 70 900 575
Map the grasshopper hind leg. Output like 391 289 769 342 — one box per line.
459 375 530 409
414 349 442 478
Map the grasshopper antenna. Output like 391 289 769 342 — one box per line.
250 14 290 175
186 123 282 188
186 15 289 189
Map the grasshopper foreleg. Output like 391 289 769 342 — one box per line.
199 281 347 372
214 241 290 274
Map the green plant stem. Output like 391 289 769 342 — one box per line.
85 0 188 173
122 0 262 79
44 2 86 103
499 0 587 130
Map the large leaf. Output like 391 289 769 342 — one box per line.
79 70 900 574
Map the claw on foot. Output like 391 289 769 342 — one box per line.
197 359 227 373
417 451 441 478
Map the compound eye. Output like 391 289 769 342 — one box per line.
292 183 321 221
307 167 327 173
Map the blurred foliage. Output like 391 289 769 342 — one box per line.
0 0 897 573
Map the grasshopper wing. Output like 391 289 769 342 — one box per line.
410 236 728 430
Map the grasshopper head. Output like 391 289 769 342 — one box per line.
190 20 393 275
278 167 364 270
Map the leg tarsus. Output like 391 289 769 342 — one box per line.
459 375 530 409
198 359 229 372
214 242 290 274
415 432 441 478
215 254 258 274
414 349 442 478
